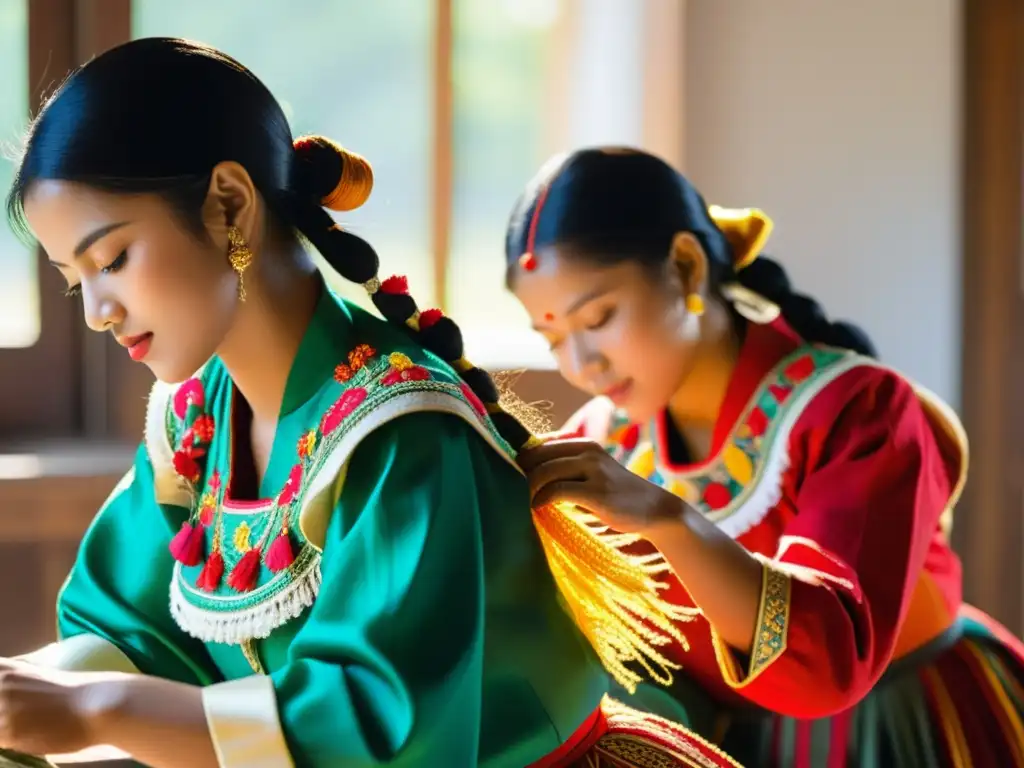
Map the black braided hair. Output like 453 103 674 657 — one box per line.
289 138 534 450
5 37 537 449
504 147 877 358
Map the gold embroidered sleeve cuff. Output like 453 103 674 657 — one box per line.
710 560 792 689
15 633 139 673
202 676 294 768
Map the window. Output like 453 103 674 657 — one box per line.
133 0 436 310
0 1 32 349
1 0 684 442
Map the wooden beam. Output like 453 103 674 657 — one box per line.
431 0 453 310
957 0 1024 633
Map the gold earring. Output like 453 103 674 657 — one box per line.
227 226 253 302
685 292 705 317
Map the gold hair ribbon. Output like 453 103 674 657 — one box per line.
708 205 773 271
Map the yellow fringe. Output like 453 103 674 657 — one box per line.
531 502 701 693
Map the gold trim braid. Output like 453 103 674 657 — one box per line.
711 561 791 689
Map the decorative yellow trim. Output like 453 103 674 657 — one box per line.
202 676 294 768
711 561 791 689
599 697 745 768
16 634 139 674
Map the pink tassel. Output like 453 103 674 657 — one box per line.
265 533 296 573
227 549 262 592
169 522 205 566
196 551 224 592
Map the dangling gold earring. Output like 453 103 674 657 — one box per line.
227 226 253 302
685 292 705 317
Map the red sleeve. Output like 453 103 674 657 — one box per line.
709 366 959 718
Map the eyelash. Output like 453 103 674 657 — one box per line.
63 249 129 298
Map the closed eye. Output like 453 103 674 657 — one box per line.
585 307 616 331
60 249 128 298
102 249 128 274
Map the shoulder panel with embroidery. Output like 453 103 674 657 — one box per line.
164 341 517 653
144 365 214 510
603 346 873 539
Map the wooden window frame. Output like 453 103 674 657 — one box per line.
0 0 132 444
957 0 1024 635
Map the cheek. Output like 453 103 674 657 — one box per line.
137 240 236 332
621 299 696 388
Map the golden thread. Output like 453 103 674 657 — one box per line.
227 226 253 302
531 503 701 692
464 362 700 692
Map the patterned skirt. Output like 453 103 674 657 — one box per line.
719 606 1024 767
532 697 744 768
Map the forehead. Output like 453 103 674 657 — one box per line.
23 180 165 255
511 245 656 309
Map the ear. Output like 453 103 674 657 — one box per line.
201 161 260 245
669 231 708 296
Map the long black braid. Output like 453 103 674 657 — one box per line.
288 135 534 451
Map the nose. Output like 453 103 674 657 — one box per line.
565 335 608 382
81 281 126 333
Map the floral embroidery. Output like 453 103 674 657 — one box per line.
277 464 303 506
172 451 202 485
321 387 369 436
382 352 431 386
296 430 316 460
233 521 252 553
169 338 511 645
173 378 205 419
167 377 215 566
334 343 376 383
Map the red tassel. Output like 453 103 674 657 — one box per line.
227 548 262 592
419 308 443 329
169 522 205 566
265 533 296 573
380 275 409 295
196 550 225 591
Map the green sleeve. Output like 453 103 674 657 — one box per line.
56 443 221 686
271 411 583 768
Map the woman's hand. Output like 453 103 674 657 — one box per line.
518 437 684 535
0 659 120 758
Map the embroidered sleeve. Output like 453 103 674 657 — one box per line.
54 443 221 686
711 558 792 688
708 367 959 718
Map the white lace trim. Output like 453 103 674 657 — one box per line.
169 557 323 644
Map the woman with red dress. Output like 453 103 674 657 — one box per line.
508 146 1024 766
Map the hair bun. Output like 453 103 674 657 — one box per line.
292 134 373 211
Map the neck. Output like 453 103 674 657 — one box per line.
666 308 741 431
216 241 320 423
